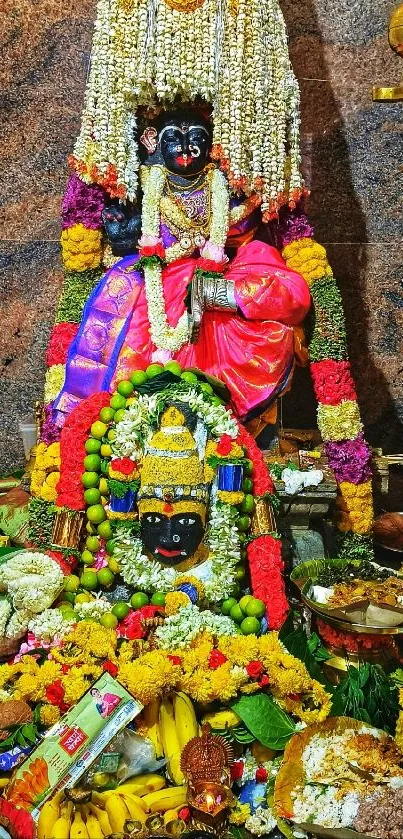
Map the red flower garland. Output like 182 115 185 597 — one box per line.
56 392 111 509
236 425 287 629
310 360 357 406
45 322 79 367
317 618 400 655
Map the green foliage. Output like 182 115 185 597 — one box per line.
337 531 375 562
108 479 140 499
55 268 102 323
0 722 39 753
309 275 348 361
279 612 333 691
232 692 296 750
331 663 399 733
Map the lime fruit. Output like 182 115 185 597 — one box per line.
238 594 253 612
241 494 255 514
91 421 108 440
112 602 130 620
242 478 253 493
146 363 164 379
108 558 120 574
151 591 166 607
64 575 80 593
100 613 118 629
130 592 149 609
114 408 126 423
84 488 101 506
235 566 246 581
105 539 116 555
107 429 117 441
230 603 245 624
110 393 126 410
99 407 116 424
80 570 99 591
63 591 76 604
62 610 78 622
221 597 238 616
200 382 214 395
97 568 115 588
86 535 100 552
85 438 102 454
244 459 254 476
81 549 95 565
241 616 261 635
99 478 109 495
75 592 93 604
181 371 198 384
245 598 266 619
130 370 148 386
87 504 106 524
86 522 96 534
82 471 99 489
117 379 134 397
100 443 112 457
164 361 182 376
83 454 102 472
237 515 251 532
58 601 74 611
97 520 112 540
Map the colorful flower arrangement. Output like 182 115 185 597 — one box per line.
281 220 374 556
0 621 331 726
0 552 64 640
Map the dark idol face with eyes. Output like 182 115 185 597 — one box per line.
141 511 205 566
159 119 211 177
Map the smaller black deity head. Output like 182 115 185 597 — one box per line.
141 509 205 566
140 110 212 177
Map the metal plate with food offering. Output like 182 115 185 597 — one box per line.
274 716 403 839
290 558 403 628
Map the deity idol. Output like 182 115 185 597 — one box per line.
53 107 310 438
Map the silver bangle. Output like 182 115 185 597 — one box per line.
204 278 237 312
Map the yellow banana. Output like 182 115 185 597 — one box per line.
163 808 181 825
96 788 147 810
81 805 104 839
104 795 130 834
173 692 198 750
38 793 63 839
114 773 166 797
144 698 163 758
69 808 89 839
142 787 188 814
159 698 185 785
51 802 73 839
121 794 147 823
202 708 241 729
88 804 112 837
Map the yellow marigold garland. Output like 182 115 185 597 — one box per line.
317 400 363 443
30 442 61 503
336 480 374 535
60 224 103 272
395 688 403 751
44 365 66 404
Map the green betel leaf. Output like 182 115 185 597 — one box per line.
280 626 333 692
232 693 296 750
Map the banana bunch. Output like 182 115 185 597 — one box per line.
158 693 198 785
36 772 188 838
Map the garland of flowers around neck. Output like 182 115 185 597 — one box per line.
138 165 230 353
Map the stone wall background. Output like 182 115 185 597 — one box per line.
1 0 402 475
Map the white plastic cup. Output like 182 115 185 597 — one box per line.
18 414 37 460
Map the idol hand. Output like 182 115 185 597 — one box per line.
102 201 142 256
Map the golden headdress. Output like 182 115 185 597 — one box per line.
138 406 211 520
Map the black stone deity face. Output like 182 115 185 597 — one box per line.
158 114 211 178
141 510 205 566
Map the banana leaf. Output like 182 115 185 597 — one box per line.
290 558 360 590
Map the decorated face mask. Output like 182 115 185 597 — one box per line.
159 122 211 176
141 510 205 565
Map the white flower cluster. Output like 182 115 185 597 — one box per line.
154 603 238 649
75 597 111 620
0 551 64 639
115 533 177 592
0 599 12 637
28 609 75 644
73 0 302 211
204 499 240 600
245 809 277 837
